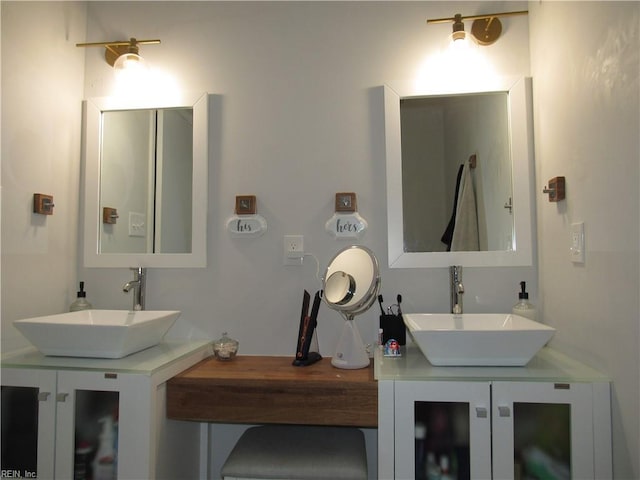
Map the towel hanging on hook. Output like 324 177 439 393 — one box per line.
451 162 480 251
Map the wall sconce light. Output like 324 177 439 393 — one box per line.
451 14 466 43
76 37 161 73
427 10 527 46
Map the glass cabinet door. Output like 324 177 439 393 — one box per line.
1 369 57 479
2 386 41 477
395 381 492 480
73 390 119 480
492 382 594 480
55 370 149 480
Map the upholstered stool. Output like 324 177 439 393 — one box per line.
220 425 368 480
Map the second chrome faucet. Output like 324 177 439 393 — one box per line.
449 265 464 314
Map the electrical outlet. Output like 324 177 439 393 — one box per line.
284 235 304 266
570 222 585 264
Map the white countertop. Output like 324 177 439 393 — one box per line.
375 343 609 383
1 340 211 375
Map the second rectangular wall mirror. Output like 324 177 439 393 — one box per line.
385 77 535 268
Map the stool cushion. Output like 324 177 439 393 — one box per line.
221 425 367 480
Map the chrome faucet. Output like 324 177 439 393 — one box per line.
123 267 146 311
449 265 464 314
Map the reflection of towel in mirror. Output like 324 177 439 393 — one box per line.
451 163 479 251
441 164 465 251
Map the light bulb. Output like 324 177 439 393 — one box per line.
113 53 147 74
449 34 472 53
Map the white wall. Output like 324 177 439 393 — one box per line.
529 2 639 477
1 1 87 351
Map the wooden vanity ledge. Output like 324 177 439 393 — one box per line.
167 355 377 427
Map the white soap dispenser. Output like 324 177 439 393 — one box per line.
70 281 92 312
512 281 536 321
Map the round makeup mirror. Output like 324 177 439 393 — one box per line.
324 271 356 305
323 245 381 369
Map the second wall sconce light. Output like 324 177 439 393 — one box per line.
76 37 161 73
427 10 528 46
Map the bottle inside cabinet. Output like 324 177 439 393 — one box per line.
414 401 470 480
513 402 571 480
74 390 119 480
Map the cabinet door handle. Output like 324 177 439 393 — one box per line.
475 407 488 418
38 392 51 401
498 405 511 417
56 393 69 402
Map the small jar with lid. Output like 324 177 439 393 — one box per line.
213 332 239 361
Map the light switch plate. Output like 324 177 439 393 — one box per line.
570 222 585 264
129 212 146 237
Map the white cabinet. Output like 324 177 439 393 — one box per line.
376 346 612 480
393 380 492 479
1 341 210 480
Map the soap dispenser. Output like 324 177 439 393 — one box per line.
512 281 536 320
70 281 92 312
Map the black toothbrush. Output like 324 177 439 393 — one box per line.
378 294 385 315
397 294 403 315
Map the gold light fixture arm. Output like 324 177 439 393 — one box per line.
426 10 528 25
76 38 161 48
76 38 161 67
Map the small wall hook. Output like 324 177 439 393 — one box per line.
235 195 257 215
33 193 55 215
542 176 565 202
103 207 119 224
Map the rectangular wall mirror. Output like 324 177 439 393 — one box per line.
83 93 208 268
385 77 535 268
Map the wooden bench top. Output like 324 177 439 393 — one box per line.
166 355 377 427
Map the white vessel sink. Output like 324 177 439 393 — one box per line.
13 309 180 359
403 313 555 366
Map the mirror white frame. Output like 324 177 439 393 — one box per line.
385 77 534 268
83 92 208 268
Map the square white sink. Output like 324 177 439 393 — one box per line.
13 309 180 359
403 313 555 366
